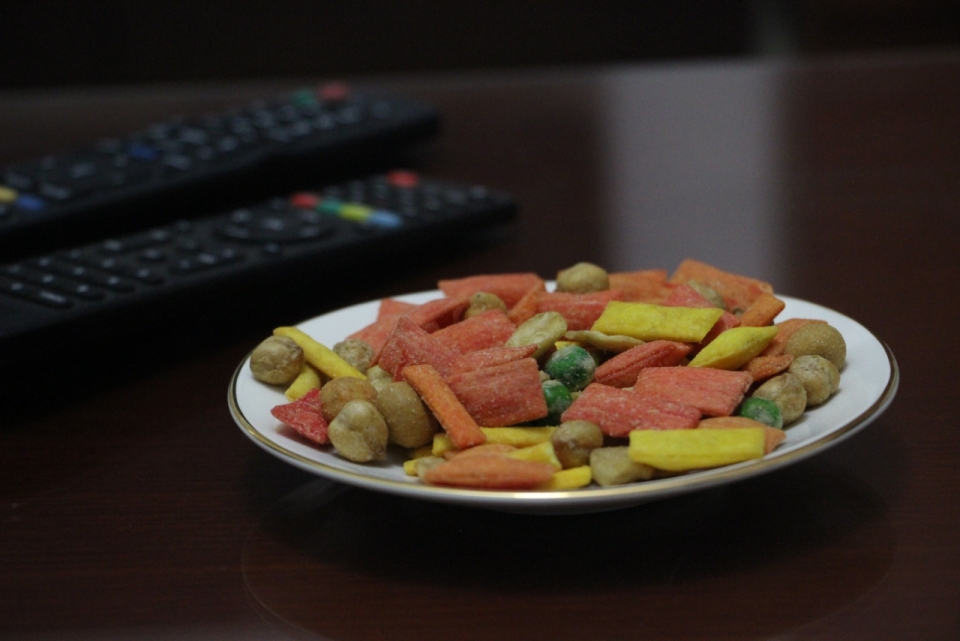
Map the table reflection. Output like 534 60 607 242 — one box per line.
242 457 894 641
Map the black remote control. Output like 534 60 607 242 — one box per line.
0 171 516 371
0 84 440 261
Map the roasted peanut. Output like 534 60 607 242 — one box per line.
320 376 378 423
327 399 389 463
250 336 304 385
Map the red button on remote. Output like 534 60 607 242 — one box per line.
387 170 420 188
319 82 350 102
289 192 320 209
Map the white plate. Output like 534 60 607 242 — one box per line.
228 291 899 515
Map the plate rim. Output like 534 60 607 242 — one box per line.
228 292 899 512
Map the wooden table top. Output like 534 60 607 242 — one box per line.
2 50 958 640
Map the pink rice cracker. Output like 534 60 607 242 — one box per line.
432 309 516 354
633 366 753 417
461 344 537 370
403 297 469 333
445 357 549 427
377 316 471 380
346 299 412 354
561 383 700 437
438 273 545 308
535 289 625 331
270 388 329 445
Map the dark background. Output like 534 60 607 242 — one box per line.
2 0 957 89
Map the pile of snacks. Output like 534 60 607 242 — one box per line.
253 259 846 491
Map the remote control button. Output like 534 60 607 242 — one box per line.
108 264 166 285
368 210 403 228
387 170 420 188
216 136 242 153
79 255 160 283
171 248 243 273
338 203 373 223
33 289 74 308
261 243 282 256
29 257 137 293
162 155 195 172
15 194 46 212
319 82 350 103
311 113 337 131
177 127 210 146
316 198 342 216
175 238 202 253
95 228 173 254
0 278 74 309
38 183 74 202
68 161 98 179
3 171 34 191
288 121 313 137
217 208 338 244
228 208 254 223
335 106 363 125
289 193 320 209
59 282 106 301
291 89 319 109
4 266 107 302
126 143 161 162
138 247 169 263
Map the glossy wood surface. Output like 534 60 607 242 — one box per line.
2 51 959 639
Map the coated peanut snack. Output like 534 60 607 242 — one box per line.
261 259 847 491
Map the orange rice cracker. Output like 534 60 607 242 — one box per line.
349 297 468 354
698 416 787 454
377 316 471 379
669 259 774 311
404 297 470 333
347 303 408 354
561 383 701 437
633 366 753 417
535 289 625 331
432 309 516 354
740 353 794 383
423 453 556 489
403 364 486 450
608 269 675 303
438 273 546 308
593 340 692 388
506 282 548 325
445 357 549 427
739 292 786 327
